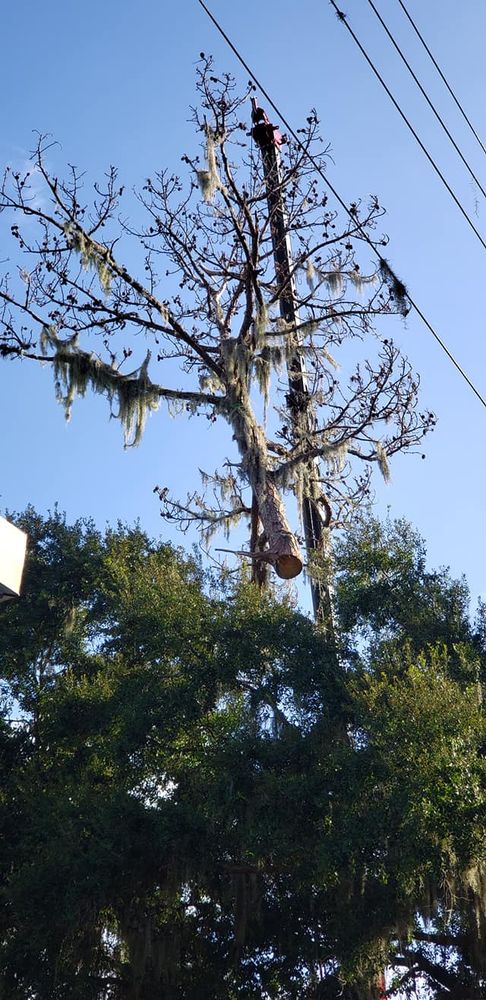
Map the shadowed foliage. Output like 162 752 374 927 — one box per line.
0 509 483 999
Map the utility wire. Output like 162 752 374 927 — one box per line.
196 0 486 410
366 0 486 200
328 2 486 253
396 0 486 157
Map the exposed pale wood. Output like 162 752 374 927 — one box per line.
259 479 303 579
216 477 303 580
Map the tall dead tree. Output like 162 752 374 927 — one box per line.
251 98 336 629
0 61 435 583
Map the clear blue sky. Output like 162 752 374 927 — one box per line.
2 1 485 607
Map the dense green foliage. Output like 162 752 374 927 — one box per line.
0 510 484 999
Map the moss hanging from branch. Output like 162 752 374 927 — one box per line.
196 125 222 203
308 265 379 299
273 317 338 370
252 302 269 351
41 326 160 447
293 461 309 525
260 344 285 371
449 863 486 969
321 439 349 475
199 371 224 393
117 351 160 447
252 353 271 423
321 268 345 296
251 344 287 424
305 257 315 292
221 336 250 390
63 223 112 295
375 441 391 483
348 269 379 295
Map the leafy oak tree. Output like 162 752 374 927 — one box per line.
0 509 483 999
0 61 434 581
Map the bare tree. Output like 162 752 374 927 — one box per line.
0 59 435 579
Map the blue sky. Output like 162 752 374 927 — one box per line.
1 0 486 608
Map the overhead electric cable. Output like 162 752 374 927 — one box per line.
328 1 486 252
196 0 486 410
396 0 486 156
366 0 486 200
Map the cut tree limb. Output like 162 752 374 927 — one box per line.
259 478 303 578
217 483 302 580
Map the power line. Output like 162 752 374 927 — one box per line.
328 1 486 253
396 0 486 157
366 0 486 200
195 0 486 410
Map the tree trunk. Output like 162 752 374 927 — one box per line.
259 478 303 579
227 370 303 579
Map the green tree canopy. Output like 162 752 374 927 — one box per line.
0 510 484 999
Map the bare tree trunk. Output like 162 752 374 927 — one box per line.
259 478 302 579
228 371 303 580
